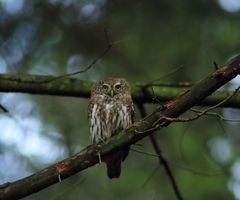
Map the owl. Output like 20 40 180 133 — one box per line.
88 78 134 179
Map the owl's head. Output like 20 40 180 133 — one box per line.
91 78 130 97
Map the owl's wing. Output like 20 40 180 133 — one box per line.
87 95 102 119
125 94 135 123
130 102 135 123
88 95 105 144
119 94 134 161
117 94 135 123
87 99 94 119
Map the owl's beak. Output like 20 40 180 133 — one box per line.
110 89 115 97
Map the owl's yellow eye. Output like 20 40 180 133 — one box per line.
102 84 109 90
115 84 121 90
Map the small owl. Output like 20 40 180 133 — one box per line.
88 78 134 179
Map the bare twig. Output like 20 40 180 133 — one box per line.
38 28 112 84
131 148 223 176
146 82 193 87
137 103 184 200
0 104 8 113
190 108 240 122
157 86 240 123
142 166 160 188
213 61 219 70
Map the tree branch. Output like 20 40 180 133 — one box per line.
0 54 240 199
0 73 239 108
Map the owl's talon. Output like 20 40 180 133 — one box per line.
58 174 62 182
98 152 102 164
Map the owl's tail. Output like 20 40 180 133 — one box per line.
105 147 129 179
106 159 121 179
105 153 121 178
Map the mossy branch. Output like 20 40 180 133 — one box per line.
0 72 239 108
0 55 240 200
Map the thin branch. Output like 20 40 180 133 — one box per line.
1 54 240 200
0 104 8 113
213 61 219 70
159 86 240 123
131 148 223 176
146 82 194 87
142 166 160 188
137 103 184 200
38 28 113 84
190 108 240 122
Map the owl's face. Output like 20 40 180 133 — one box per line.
91 78 130 97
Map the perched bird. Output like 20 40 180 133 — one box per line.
88 78 134 178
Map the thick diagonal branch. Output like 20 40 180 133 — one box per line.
0 55 240 200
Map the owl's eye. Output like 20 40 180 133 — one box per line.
102 84 109 90
115 84 121 90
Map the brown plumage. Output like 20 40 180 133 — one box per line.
88 78 134 178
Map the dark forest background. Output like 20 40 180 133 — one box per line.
1 0 240 199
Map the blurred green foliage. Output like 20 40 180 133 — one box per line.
1 0 240 199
